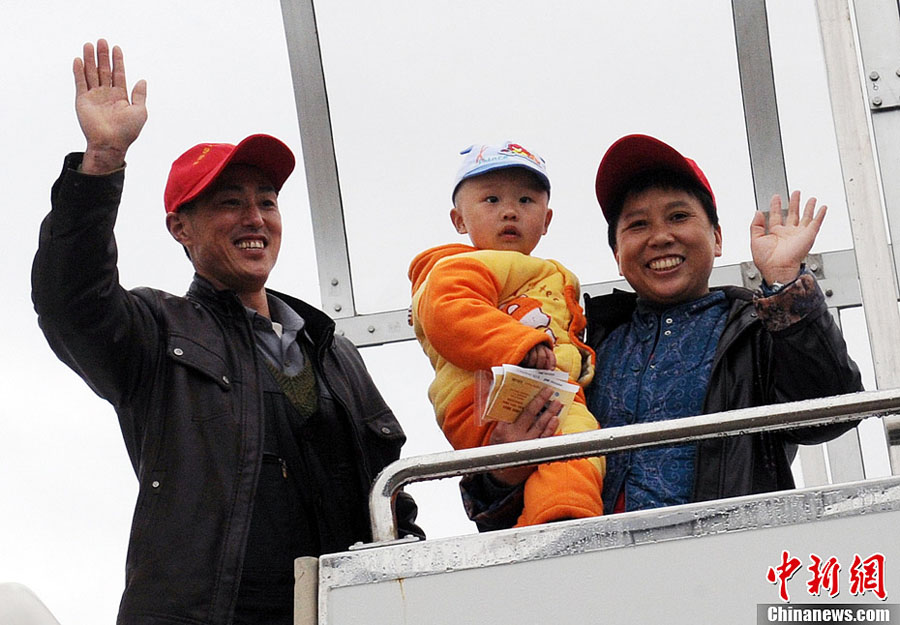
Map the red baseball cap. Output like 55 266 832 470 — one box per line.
594 134 716 222
163 134 295 213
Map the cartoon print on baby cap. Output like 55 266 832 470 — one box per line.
503 295 557 343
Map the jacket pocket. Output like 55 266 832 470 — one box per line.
364 409 406 442
166 335 236 422
361 408 406 470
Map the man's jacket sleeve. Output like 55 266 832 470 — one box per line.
32 154 159 422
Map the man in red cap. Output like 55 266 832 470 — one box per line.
32 40 421 625
463 134 862 529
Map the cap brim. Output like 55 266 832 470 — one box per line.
450 163 550 202
456 163 550 193
595 134 702 221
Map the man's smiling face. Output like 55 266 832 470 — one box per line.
614 187 722 306
170 164 282 297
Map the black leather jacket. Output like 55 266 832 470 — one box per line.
32 155 421 624
462 278 862 530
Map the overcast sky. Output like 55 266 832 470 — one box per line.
0 2 889 623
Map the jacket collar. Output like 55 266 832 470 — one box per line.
265 287 336 351
186 274 244 316
583 285 756 349
185 274 336 350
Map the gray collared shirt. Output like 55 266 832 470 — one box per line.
246 294 307 376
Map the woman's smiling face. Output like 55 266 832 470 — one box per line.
614 187 722 305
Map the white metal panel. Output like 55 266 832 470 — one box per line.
319 477 900 625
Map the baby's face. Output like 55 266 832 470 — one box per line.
450 168 552 255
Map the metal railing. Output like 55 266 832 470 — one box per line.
368 388 900 543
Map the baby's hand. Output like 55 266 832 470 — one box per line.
519 343 556 370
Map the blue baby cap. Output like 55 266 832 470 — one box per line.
452 141 551 200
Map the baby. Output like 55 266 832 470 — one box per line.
408 141 605 526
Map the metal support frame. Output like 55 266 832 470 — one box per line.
368 389 900 543
817 0 900 472
729 0 869 502
731 0 789 209
279 0 806 346
280 0 356 319
277 2 891 479
332 249 866 347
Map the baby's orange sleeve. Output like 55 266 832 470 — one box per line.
417 255 551 372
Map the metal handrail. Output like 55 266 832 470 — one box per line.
369 388 900 543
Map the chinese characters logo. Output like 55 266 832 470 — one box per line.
766 551 886 602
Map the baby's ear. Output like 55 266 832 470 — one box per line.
449 207 467 234
543 208 553 234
